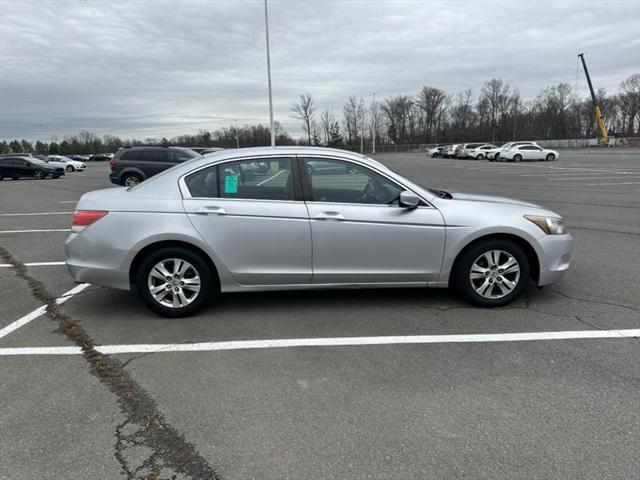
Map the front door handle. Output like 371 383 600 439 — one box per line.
314 211 344 221
196 206 227 215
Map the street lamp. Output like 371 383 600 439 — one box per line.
372 93 376 154
264 0 275 147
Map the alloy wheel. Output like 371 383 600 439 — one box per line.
147 258 201 308
124 175 140 186
34 170 44 180
469 250 520 299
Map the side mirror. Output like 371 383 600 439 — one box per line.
399 190 420 209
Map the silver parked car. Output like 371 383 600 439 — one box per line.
65 147 574 317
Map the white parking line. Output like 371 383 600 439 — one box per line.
0 261 65 268
0 283 90 339
58 201 78 204
586 181 640 186
1 329 639 356
548 176 639 181
0 229 68 234
0 211 73 216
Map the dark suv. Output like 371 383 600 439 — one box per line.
109 146 199 186
0 155 65 180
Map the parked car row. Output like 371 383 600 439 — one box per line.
0 155 66 180
427 141 559 162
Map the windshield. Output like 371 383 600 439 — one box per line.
30 158 47 165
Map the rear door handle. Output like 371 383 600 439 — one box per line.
314 211 344 221
196 206 227 215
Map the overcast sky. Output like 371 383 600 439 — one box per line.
1 0 638 141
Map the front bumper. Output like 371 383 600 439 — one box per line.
536 233 574 286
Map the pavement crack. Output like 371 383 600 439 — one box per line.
547 287 640 313
0 246 221 480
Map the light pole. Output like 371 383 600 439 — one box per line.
372 93 376 154
264 0 275 147
234 120 240 149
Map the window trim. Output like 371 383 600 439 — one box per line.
296 155 433 208
179 155 303 203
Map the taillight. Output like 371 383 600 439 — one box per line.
109 159 117 168
71 210 108 233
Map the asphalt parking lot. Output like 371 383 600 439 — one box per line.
1 149 639 479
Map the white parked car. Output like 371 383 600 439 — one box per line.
46 155 86 172
464 144 498 160
443 144 460 158
457 143 486 159
485 142 539 161
499 145 559 162
426 145 450 158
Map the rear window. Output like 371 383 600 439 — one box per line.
167 149 198 163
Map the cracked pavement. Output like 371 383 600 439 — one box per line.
1 150 639 479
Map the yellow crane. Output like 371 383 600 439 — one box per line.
578 53 608 145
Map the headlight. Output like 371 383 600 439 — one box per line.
524 215 568 235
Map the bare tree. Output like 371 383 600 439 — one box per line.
319 109 336 146
343 96 365 146
417 86 447 142
291 93 315 145
618 73 640 135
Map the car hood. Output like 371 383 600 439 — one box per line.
448 192 543 209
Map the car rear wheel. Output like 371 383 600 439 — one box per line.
546 153 555 161
513 154 522 162
122 173 141 186
66 165 74 172
136 247 213 317
34 170 44 180
454 238 529 307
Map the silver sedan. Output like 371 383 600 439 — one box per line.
65 147 574 317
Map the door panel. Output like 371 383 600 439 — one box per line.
300 157 446 284
182 156 311 285
306 203 445 283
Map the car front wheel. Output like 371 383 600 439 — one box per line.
454 239 529 307
66 165 74 172
546 153 555 161
34 170 45 180
136 248 213 317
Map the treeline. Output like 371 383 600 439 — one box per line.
1 74 638 154
0 123 298 155
291 74 640 147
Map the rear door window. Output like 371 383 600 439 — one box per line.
119 150 141 161
142 150 166 162
219 158 294 200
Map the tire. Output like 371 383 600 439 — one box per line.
513 154 522 162
34 170 44 180
546 153 555 162
476 154 484 160
122 173 142 187
66 165 74 172
135 247 213 317
454 238 530 307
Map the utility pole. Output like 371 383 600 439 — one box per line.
264 0 275 147
372 93 376 154
360 106 364 153
234 120 240 149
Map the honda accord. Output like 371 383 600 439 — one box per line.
65 147 574 317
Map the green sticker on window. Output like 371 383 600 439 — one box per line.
224 175 239 194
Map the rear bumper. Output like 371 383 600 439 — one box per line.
536 233 574 286
65 232 133 291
